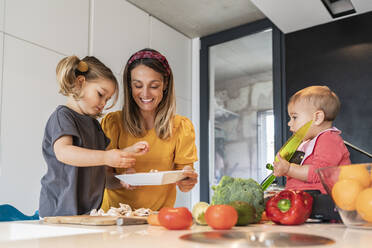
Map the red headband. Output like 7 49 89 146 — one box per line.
128 50 171 75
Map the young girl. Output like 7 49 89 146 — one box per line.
39 56 148 217
273 86 350 193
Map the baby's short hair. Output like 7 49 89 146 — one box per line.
289 85 340 121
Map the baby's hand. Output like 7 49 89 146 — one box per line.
104 149 136 168
123 141 149 156
273 153 291 177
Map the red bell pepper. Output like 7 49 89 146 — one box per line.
266 190 313 225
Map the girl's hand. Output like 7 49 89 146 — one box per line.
104 149 136 168
176 166 198 192
123 141 149 156
273 153 291 177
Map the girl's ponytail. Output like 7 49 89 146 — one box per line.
55 55 118 109
56 55 80 98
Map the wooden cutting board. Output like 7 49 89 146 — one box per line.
43 215 148 226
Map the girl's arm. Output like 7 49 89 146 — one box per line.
53 135 136 168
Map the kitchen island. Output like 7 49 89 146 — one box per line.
0 220 371 248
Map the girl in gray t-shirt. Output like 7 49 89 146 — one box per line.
39 56 148 217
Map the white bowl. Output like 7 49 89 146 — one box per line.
115 170 186 186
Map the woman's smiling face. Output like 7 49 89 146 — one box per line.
130 64 165 115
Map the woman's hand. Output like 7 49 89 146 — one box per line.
105 167 137 190
119 167 137 190
273 153 291 177
176 166 198 192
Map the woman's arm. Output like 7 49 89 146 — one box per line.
53 135 136 168
176 165 198 192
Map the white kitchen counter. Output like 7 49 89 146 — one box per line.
0 221 371 248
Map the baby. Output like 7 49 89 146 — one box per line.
273 85 351 193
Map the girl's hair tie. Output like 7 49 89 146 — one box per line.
77 60 89 73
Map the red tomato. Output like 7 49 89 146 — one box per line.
158 207 193 230
205 205 238 230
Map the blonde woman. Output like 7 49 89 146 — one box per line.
101 49 198 211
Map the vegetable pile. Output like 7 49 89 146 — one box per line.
211 176 265 223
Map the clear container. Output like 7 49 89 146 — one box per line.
317 164 372 229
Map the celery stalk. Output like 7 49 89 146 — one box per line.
261 120 312 191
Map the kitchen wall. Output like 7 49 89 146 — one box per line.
284 11 372 163
0 0 194 215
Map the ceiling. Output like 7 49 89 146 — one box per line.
127 0 372 84
251 0 372 33
127 0 265 38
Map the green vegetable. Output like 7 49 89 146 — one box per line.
261 120 312 191
211 176 264 223
191 202 209 225
229 201 256 226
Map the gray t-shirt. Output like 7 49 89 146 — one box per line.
39 105 110 217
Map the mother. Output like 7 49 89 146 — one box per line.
101 48 198 211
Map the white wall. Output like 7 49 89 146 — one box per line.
0 0 193 215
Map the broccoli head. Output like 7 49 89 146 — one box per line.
211 175 264 223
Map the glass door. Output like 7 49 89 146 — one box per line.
208 29 274 199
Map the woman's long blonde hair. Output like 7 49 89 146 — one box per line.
122 49 176 139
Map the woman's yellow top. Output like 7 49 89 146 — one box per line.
100 111 198 211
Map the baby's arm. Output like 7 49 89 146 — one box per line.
54 135 136 168
273 153 309 181
274 133 347 183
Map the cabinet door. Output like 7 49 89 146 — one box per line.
5 0 89 56
0 35 65 214
0 0 4 31
150 17 192 102
92 0 150 75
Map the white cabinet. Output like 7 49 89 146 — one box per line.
150 18 192 101
148 17 193 209
92 0 150 74
5 0 89 56
0 34 3 158
0 35 65 214
176 97 191 119
0 0 4 31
